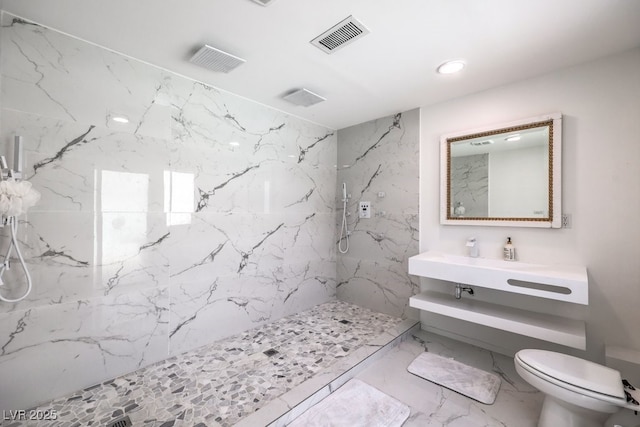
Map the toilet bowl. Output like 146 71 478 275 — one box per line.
514 349 638 427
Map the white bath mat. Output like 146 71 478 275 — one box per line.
288 378 410 427
407 352 501 404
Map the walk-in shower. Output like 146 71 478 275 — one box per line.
0 136 40 302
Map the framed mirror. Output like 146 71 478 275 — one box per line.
440 112 562 228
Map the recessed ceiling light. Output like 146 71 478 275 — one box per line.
111 116 129 123
437 60 465 74
505 134 521 142
229 141 240 146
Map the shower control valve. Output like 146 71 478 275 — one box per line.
358 201 371 219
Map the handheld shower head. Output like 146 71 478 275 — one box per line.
338 182 350 254
14 136 23 174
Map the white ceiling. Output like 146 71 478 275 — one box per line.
3 0 640 130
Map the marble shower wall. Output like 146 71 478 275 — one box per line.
0 13 337 410
336 110 419 319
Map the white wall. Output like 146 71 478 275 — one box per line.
419 48 640 363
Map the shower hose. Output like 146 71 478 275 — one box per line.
0 216 32 302
338 196 349 254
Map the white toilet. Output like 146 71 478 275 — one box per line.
514 349 639 427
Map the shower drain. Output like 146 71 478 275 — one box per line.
106 415 132 427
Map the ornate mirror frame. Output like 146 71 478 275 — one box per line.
440 112 562 228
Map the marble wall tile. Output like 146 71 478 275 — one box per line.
0 12 337 410
338 111 419 217
337 257 419 319
336 110 419 319
168 78 336 215
343 213 418 263
169 274 281 355
168 263 336 356
167 211 337 355
0 13 172 139
0 212 170 313
0 109 171 213
0 286 169 410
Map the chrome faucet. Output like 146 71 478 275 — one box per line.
455 283 474 299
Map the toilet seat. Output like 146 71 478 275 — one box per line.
515 349 628 408
516 349 626 399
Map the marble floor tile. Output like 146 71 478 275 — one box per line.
406 352 501 404
288 378 410 427
16 302 549 427
353 330 544 427
22 300 405 427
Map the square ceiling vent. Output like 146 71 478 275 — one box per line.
311 15 370 54
189 45 246 73
283 88 326 107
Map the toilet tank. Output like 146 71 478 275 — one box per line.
605 346 640 427
606 346 640 386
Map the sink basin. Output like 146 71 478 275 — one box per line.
408 251 588 304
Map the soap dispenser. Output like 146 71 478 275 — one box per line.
466 237 479 258
503 237 516 261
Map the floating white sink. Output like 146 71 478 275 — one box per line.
408 251 588 304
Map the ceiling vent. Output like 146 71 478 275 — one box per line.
283 88 326 107
251 0 277 5
189 45 246 73
311 15 370 54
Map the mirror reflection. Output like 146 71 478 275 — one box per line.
450 125 549 218
441 113 562 228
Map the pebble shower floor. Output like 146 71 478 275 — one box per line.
12 301 404 427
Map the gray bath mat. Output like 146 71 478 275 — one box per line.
407 352 501 404
288 378 410 427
